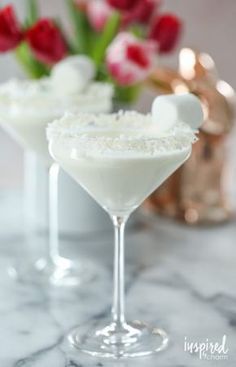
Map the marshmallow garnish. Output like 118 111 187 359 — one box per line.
152 93 204 133
51 55 96 95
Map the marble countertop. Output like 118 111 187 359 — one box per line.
0 191 236 367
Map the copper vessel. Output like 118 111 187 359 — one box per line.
146 48 235 224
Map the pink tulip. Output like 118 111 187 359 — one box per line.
87 0 113 32
106 32 157 85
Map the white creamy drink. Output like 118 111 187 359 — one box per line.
0 78 113 165
0 55 114 286
48 111 196 215
47 95 203 358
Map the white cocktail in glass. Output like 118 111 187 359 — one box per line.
48 109 198 357
0 77 113 286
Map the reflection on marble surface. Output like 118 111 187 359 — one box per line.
0 192 236 366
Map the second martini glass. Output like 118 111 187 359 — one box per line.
48 109 198 357
0 77 113 285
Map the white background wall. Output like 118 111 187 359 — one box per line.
0 0 235 187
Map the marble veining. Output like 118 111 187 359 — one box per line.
0 193 236 366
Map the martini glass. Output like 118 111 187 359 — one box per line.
48 111 196 357
0 78 113 286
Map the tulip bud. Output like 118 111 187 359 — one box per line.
107 0 137 11
149 14 182 53
0 5 23 52
26 18 68 65
87 0 113 32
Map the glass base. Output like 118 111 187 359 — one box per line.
68 319 168 358
8 256 102 287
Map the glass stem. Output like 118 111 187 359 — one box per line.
111 215 129 328
23 151 37 243
48 162 60 263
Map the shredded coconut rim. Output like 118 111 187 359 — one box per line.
0 78 113 116
47 111 197 157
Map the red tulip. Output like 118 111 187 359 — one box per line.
106 32 156 85
149 14 182 53
26 19 68 65
107 0 138 11
0 5 23 52
123 0 158 25
134 0 157 23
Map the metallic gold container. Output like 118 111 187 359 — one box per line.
145 48 235 224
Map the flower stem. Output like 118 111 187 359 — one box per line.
114 83 141 104
67 0 91 54
25 0 39 27
92 12 121 67
15 43 49 79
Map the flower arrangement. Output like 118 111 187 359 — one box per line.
0 0 182 103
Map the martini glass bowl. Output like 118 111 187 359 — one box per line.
48 111 196 357
0 79 113 286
